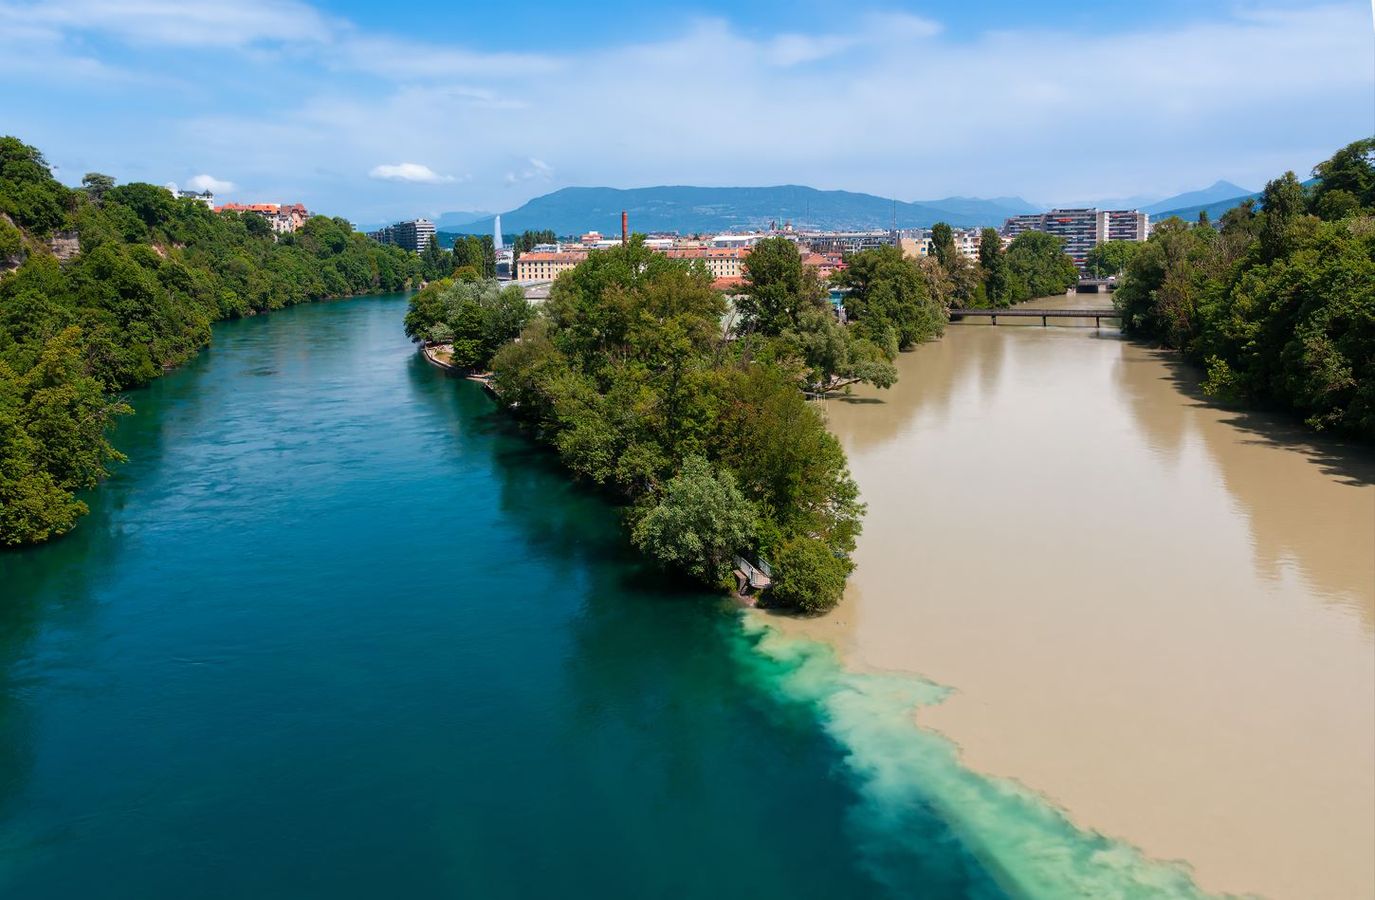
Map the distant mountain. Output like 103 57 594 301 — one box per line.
1143 181 1253 216
444 185 1040 237
435 210 491 230
1153 192 1261 224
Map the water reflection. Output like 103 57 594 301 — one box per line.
1115 346 1375 628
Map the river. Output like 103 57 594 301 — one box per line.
0 294 1008 899
0 293 1370 899
761 297 1375 900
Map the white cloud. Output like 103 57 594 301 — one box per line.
369 162 456 184
186 173 235 192
504 158 553 186
4 0 331 48
6 1 1371 219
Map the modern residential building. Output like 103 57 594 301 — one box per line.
368 218 437 252
1104 209 1150 242
1002 208 1147 270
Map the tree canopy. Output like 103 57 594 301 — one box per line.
489 236 864 611
1115 138 1375 438
0 135 423 545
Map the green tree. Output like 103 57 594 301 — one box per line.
1310 137 1374 213
770 536 850 613
834 244 945 347
1084 240 1141 278
1004 231 1079 299
81 173 116 204
737 236 823 335
929 222 956 270
1259 171 1307 261
631 455 758 584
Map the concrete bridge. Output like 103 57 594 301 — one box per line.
1076 277 1117 293
950 308 1122 327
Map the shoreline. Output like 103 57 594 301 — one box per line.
759 312 1375 900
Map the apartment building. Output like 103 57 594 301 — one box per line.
1003 208 1149 270
368 219 437 252
1104 209 1149 242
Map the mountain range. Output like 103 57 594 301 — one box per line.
436 186 1042 236
1142 180 1254 216
426 180 1263 237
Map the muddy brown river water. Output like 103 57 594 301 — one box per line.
767 298 1375 899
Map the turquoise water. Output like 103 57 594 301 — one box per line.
0 295 1011 898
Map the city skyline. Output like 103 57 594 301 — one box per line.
2 0 1371 223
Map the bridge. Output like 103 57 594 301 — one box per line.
950 308 1122 327
1076 277 1117 293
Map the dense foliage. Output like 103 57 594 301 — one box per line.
1115 138 1375 438
403 276 533 368
833 244 947 350
0 136 421 545
918 222 1078 310
488 237 863 611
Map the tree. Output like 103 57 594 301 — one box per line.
1115 139 1375 439
631 455 758 584
834 244 944 347
770 536 850 613
1259 171 1307 262
930 222 956 270
403 278 532 369
1310 137 1375 213
1003 231 1078 299
1084 240 1141 278
776 303 897 393
979 227 1012 306
0 135 424 545
737 236 823 335
81 173 116 204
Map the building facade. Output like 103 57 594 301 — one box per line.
368 219 437 253
214 202 310 234
515 250 588 281
175 189 215 209
1104 209 1149 242
1002 208 1147 271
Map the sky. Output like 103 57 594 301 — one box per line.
1 0 1372 226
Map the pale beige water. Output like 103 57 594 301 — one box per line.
770 302 1375 899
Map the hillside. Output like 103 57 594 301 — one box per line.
445 185 1041 236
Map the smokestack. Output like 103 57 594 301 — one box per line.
621 210 628 246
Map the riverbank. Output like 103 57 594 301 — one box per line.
757 307 1375 899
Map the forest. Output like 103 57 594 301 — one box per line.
0 137 422 545
1115 138 1375 439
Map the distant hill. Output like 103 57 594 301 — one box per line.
1151 178 1318 223
444 185 1041 236
1153 192 1261 223
435 209 491 230
1143 180 1253 215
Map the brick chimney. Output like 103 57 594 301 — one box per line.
621 210 628 246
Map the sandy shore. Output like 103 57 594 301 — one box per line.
762 318 1375 899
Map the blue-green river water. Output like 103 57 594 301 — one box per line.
0 294 1018 898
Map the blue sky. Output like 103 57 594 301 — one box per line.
1 1 1371 225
